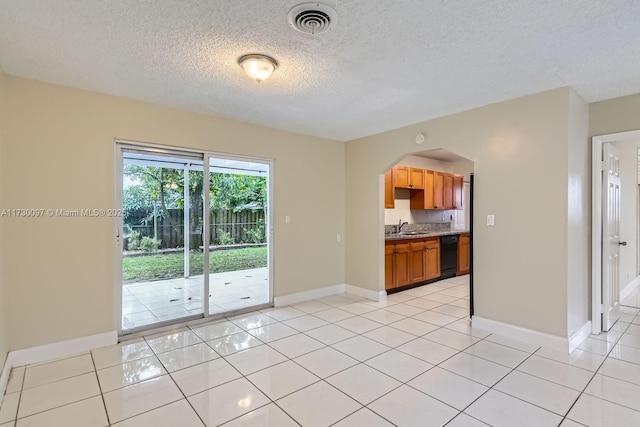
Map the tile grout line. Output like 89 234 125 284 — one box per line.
8 358 103 424
10 365 26 424
88 351 112 427
304 309 480 424
235 359 305 427
389 330 518 423
164 356 209 427
561 317 640 421
558 318 632 425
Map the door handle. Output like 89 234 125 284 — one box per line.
619 241 628 246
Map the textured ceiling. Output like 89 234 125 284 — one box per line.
1 1 639 141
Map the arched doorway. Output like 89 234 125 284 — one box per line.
382 148 475 317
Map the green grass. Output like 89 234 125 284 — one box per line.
123 246 267 283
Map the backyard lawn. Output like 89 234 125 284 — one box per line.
123 246 267 283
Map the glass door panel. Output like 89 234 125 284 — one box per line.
120 149 205 332
207 156 271 314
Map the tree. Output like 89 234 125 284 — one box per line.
209 173 266 212
123 164 267 249
123 165 203 249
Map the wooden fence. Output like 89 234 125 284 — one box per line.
125 208 265 249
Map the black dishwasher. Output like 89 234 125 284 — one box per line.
440 235 458 279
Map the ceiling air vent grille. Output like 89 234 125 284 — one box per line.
287 3 337 35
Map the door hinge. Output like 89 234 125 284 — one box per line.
601 160 606 171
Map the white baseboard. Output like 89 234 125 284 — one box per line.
0 330 117 403
621 275 640 302
274 284 346 306
345 284 387 302
568 321 592 353
273 284 387 306
0 355 12 409
472 316 573 353
8 330 118 368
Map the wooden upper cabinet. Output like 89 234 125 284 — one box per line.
393 165 424 189
424 170 435 208
443 173 454 209
453 175 463 209
384 169 395 209
409 168 424 189
406 169 463 210
409 169 436 209
433 172 445 209
393 166 410 188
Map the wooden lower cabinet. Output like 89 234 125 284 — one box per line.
394 242 411 287
457 233 470 275
386 238 440 290
409 240 427 283
384 244 395 289
424 238 441 280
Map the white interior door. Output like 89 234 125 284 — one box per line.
602 143 622 331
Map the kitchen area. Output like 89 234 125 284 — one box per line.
384 151 474 293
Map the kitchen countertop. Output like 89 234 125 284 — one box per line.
385 229 469 241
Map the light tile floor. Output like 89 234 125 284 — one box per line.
3 275 640 426
123 268 269 331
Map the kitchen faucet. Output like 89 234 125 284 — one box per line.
398 220 408 233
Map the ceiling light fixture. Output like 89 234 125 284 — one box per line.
238 54 278 83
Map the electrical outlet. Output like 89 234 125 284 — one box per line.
285 215 291 224
337 234 341 242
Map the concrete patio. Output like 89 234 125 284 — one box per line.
122 267 269 331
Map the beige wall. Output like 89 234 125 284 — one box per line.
0 68 7 368
3 76 345 350
590 93 640 137
612 141 639 291
347 88 579 337
566 89 591 335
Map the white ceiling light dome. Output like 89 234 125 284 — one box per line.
287 2 337 35
238 54 278 83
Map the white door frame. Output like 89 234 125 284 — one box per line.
591 129 640 334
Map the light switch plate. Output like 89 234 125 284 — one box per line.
487 214 495 226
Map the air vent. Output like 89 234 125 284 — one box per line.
287 3 337 35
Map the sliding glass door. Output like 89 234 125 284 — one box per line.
117 143 272 334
